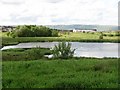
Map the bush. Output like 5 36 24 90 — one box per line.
108 34 113 37
6 32 10 37
99 35 103 39
52 42 76 59
27 47 46 60
83 31 85 33
103 34 107 36
91 32 94 34
52 30 59 37
10 25 58 37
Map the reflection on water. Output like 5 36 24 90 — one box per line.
1 42 119 58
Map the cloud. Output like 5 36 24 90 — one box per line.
0 0 119 25
43 0 65 3
0 0 25 5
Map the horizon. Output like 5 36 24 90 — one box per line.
0 24 118 26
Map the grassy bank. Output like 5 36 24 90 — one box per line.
2 48 52 61
2 48 118 61
1 31 119 47
2 58 118 88
2 36 119 47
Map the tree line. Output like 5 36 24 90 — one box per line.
7 25 58 37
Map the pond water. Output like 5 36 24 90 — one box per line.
1 42 119 58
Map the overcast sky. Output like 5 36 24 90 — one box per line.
0 0 119 25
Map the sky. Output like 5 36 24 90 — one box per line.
0 0 119 25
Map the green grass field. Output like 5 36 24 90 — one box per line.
2 58 118 88
1 31 119 47
1 31 119 88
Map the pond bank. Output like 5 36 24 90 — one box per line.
2 37 119 47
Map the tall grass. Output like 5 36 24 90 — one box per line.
2 58 118 88
2 48 52 61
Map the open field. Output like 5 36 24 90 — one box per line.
2 58 118 88
61 32 118 39
0 32 7 37
1 31 119 88
1 31 119 47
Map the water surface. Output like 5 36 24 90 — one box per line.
1 42 118 58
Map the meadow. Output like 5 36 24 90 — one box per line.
2 48 119 88
2 58 118 88
1 30 119 88
2 31 119 47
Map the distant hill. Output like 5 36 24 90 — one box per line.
0 25 119 32
45 24 118 31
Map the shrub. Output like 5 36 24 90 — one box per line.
83 31 85 33
52 30 59 37
52 42 76 59
11 34 16 38
99 35 103 39
27 47 44 60
6 32 10 37
91 32 94 34
108 34 113 37
103 34 107 36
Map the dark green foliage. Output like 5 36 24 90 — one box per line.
108 34 114 37
103 34 107 36
6 32 10 37
83 31 85 33
52 42 75 59
10 25 58 37
52 30 59 37
99 35 103 39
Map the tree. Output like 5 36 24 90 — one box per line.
12 25 33 37
52 30 58 37
9 25 58 37
52 42 76 59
